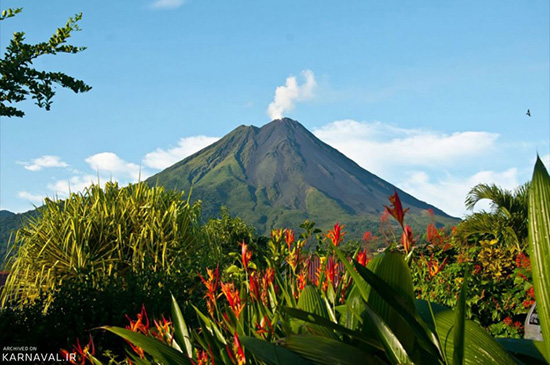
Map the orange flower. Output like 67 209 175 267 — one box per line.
326 223 346 246
284 229 295 251
60 335 95 365
199 265 220 317
357 249 370 267
241 241 252 271
221 282 244 318
424 254 447 278
153 316 173 345
255 315 274 338
249 271 260 301
401 225 414 254
296 269 307 292
125 305 150 358
226 333 246 365
384 189 409 228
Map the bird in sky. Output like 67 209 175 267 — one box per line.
526 109 531 117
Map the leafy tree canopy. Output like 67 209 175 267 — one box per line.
0 8 91 117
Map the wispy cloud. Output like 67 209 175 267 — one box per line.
47 174 103 198
313 119 513 217
18 155 68 171
17 191 46 205
143 136 219 170
267 70 317 120
398 168 520 218
85 152 145 181
313 120 499 177
150 0 185 9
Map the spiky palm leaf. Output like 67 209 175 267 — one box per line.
1 182 202 308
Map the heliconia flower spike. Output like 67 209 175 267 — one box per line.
284 229 295 251
384 189 409 228
326 223 346 246
401 224 414 254
241 241 252 271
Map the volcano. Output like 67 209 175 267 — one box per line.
146 118 457 237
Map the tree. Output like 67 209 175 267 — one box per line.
454 182 529 249
0 8 91 118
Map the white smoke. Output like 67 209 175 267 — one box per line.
266 70 317 120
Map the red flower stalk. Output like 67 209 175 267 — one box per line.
249 271 260 301
424 254 447 278
284 229 295 251
326 223 346 247
296 269 307 292
153 316 173 345
126 304 150 334
199 265 220 317
255 315 274 338
516 252 531 270
362 231 373 243
384 189 409 228
241 241 252 272
401 225 414 254
357 249 370 267
195 348 212 365
226 333 246 365
325 256 337 289
125 305 150 358
503 317 513 326
60 335 95 365
221 282 244 318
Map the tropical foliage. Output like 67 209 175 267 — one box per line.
1 182 201 308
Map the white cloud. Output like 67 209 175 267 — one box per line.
150 0 185 9
398 168 521 218
19 155 68 171
17 191 46 204
313 120 499 177
85 152 144 181
267 70 317 120
47 174 103 198
143 136 219 170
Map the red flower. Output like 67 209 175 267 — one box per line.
516 252 531 270
513 321 523 330
527 286 536 299
473 264 482 274
125 305 150 358
362 231 373 243
153 316 173 345
221 282 244 318
284 229 295 251
326 223 346 247
199 265 220 317
296 269 307 292
249 271 260 301
226 333 246 365
424 254 447 278
384 189 409 228
401 225 414 254
523 299 535 308
241 241 252 271
503 317 513 326
60 335 95 365
357 249 370 267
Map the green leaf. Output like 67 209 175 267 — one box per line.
280 335 383 365
433 310 516 364
171 294 193 358
453 272 468 365
283 306 382 352
102 326 191 365
239 336 309 365
331 245 442 361
292 285 336 338
496 338 547 364
528 156 550 361
364 305 412 364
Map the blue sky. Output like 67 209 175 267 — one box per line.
1 0 549 217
